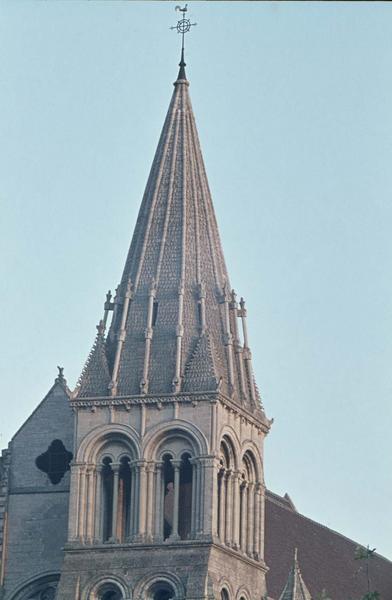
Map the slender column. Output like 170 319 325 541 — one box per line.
140 280 156 394
172 280 185 392
259 483 266 559
211 463 220 539
110 278 133 396
138 461 147 540
198 282 206 334
85 466 95 543
146 463 155 540
222 284 235 394
135 463 141 535
189 458 197 536
218 469 225 541
110 464 120 542
160 466 165 539
240 482 248 551
231 290 247 398
210 401 217 454
128 463 134 538
94 466 103 542
254 483 262 560
170 460 182 540
239 297 257 404
68 463 81 542
246 482 255 556
232 470 241 550
77 466 87 542
225 470 233 546
205 458 218 538
194 461 201 535
154 462 164 540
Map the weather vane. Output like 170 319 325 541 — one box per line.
170 4 197 56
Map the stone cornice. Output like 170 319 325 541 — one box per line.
70 390 271 434
62 538 268 573
217 392 272 434
70 390 217 407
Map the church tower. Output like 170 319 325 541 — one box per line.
56 42 272 600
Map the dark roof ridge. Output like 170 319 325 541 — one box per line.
266 489 392 566
266 489 297 511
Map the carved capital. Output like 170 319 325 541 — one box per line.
225 468 233 479
170 459 182 470
243 348 252 360
223 332 233 345
135 460 147 471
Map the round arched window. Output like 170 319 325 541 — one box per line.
148 581 175 600
97 584 123 600
220 589 230 600
101 592 121 600
24 581 58 600
40 589 56 600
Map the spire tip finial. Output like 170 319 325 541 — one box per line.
170 4 196 81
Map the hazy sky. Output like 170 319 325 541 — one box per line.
1 1 391 559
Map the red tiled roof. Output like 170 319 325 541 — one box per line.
265 490 392 600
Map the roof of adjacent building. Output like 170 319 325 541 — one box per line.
265 490 392 600
76 59 264 416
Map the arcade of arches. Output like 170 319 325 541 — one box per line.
70 431 264 561
94 580 177 600
217 437 263 558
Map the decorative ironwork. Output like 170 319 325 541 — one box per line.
170 4 196 53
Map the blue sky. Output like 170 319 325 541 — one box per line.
1 2 391 559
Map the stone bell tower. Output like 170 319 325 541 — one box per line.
56 44 272 600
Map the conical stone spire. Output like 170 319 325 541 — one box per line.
76 63 263 413
279 549 312 600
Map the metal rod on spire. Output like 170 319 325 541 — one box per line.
170 4 197 80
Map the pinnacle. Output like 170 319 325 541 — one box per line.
279 549 312 600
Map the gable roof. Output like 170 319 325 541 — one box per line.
265 490 392 600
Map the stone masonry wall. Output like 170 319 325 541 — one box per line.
0 447 11 593
2 382 74 600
